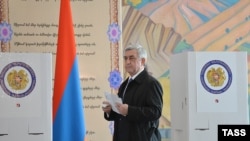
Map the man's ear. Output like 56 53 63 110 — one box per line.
141 58 146 65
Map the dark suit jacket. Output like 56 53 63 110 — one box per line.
104 69 163 141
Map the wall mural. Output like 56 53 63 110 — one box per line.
122 0 250 140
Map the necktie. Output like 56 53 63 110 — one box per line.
122 78 132 100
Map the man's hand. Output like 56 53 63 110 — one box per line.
102 101 111 114
116 103 128 116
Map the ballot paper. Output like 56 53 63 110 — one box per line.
104 92 122 114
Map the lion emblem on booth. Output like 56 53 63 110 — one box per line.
7 69 29 90
206 67 226 87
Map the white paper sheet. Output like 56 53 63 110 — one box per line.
104 92 122 114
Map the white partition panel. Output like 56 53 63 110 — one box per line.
0 53 52 141
170 52 249 141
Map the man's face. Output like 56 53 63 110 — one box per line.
123 49 144 76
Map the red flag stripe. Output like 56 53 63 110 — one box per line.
53 0 76 121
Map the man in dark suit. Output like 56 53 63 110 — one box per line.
102 43 163 141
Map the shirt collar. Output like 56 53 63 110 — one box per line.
130 67 144 80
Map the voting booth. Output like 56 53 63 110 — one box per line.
0 53 52 141
170 52 249 141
